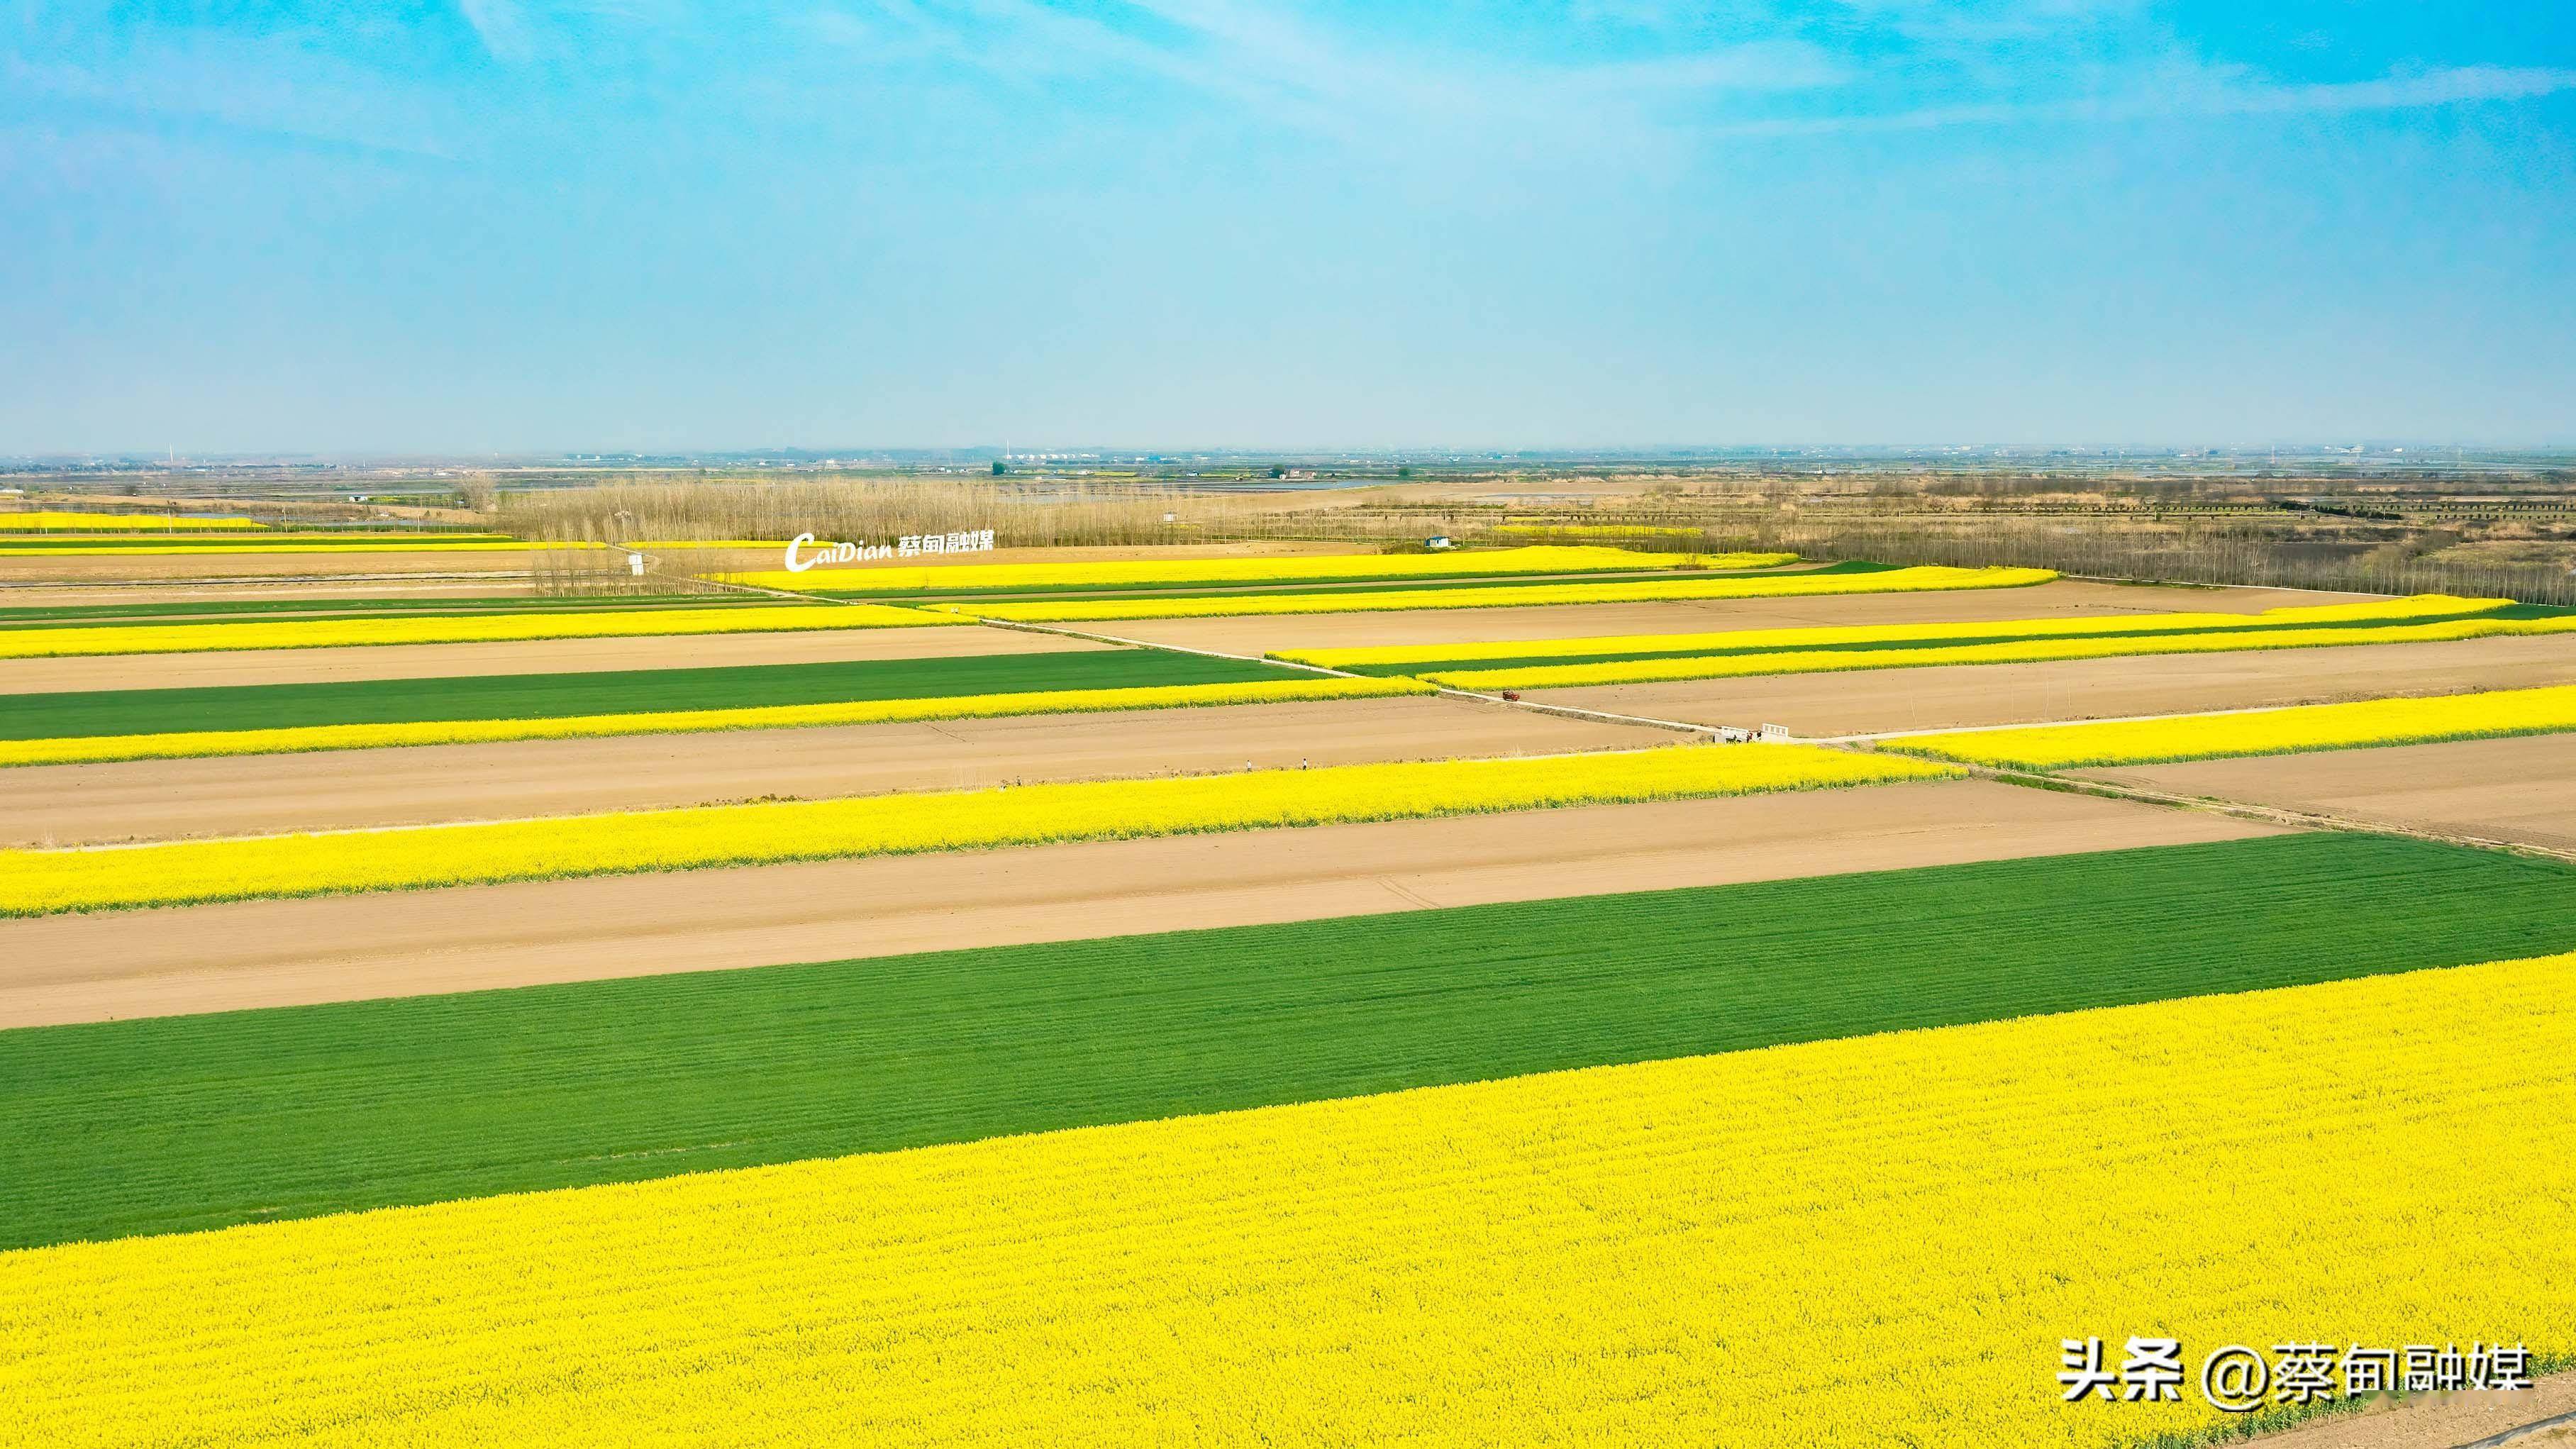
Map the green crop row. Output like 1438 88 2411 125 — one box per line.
1 832 2563 1250
0 648 1297 742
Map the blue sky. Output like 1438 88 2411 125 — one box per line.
4 1 2572 453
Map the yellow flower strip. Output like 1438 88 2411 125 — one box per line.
1892 682 2576 770
1424 612 2576 690
1279 593 2509 670
5 953 2568 1449
0 745 1951 916
0 603 955 660
0 676 1436 768
730 544 1786 593
0 511 267 531
0 540 589 556
942 565 2057 621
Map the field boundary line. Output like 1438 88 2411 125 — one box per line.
2458 1404 2576 1448
1429 685 1727 736
2007 772 2576 865
975 618 1729 738
1860 755 2576 867
653 565 2459 753
1783 696 2576 864
662 572 825 605
1804 683 2533 745
2055 570 2401 601
1762 682 2576 865
26 739 1806 851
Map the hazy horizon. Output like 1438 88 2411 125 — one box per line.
15 442 2576 467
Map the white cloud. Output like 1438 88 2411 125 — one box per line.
1 48 460 160
457 0 536 63
2196 65 2576 116
792 0 1850 157
1712 62 2576 136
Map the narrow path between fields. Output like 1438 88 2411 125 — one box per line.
2241 1371 2576 1448
691 565 2576 869
653 556 2567 1449
992 609 2576 869
696 557 1740 740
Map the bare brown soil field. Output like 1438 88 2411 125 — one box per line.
1101 579 2372 657
2083 735 2576 853
4 696 1663 845
2248 1373 2576 1448
1528 634 2576 737
0 621 1096 694
0 780 2283 1027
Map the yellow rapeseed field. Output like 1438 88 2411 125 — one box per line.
942 565 2057 621
0 745 1953 915
4 953 2568 1448
0 675 1436 767
0 540 586 555
1421 611 2576 689
1892 683 2576 769
730 544 1784 593
0 511 269 531
0 602 956 660
1275 594 2511 671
